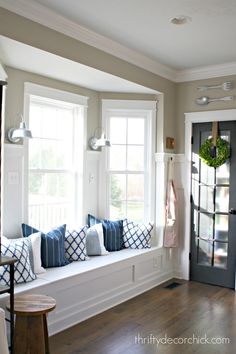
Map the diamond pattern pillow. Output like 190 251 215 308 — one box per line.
65 226 88 261
123 219 154 249
0 237 36 286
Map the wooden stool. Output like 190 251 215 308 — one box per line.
7 294 56 354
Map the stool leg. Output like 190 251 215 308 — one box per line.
29 315 46 354
43 314 50 354
14 315 28 354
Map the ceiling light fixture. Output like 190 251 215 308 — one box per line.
170 15 192 25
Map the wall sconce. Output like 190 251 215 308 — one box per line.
89 127 111 150
7 118 32 143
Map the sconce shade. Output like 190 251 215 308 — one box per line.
7 121 32 143
89 130 111 150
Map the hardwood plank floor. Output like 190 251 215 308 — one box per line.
50 280 236 354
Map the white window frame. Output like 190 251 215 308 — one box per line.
100 99 156 223
23 82 88 228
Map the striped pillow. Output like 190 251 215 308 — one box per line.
22 224 69 268
88 214 123 252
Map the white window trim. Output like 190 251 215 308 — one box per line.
100 99 157 223
23 82 88 227
24 82 89 107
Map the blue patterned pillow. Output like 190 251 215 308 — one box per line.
22 224 69 268
122 219 153 249
0 236 36 285
88 214 123 251
65 226 88 261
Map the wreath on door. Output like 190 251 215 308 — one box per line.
199 122 230 168
199 137 230 168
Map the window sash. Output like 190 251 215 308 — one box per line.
102 101 156 223
25 84 86 230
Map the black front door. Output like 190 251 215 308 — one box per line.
190 121 236 289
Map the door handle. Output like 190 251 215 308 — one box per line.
229 208 236 215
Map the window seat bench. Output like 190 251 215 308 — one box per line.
0 246 172 336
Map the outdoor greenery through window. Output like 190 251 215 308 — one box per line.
28 95 84 231
105 101 155 223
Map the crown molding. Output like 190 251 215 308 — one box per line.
176 61 236 82
1 0 236 83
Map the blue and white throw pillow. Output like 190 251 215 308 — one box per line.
88 214 123 252
22 224 69 268
65 226 88 261
123 219 154 249
0 236 36 286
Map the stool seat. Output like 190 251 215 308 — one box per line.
10 294 56 315
7 294 56 354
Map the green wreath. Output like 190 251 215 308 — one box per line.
199 137 230 168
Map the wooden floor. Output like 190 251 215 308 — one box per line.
50 280 236 354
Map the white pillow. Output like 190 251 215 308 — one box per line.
86 223 109 256
27 232 46 274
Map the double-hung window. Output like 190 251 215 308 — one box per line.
25 83 87 231
102 100 156 223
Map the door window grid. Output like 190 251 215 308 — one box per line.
195 130 230 269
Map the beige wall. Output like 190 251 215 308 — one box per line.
176 75 236 153
4 67 159 147
2 8 236 155
4 66 100 145
0 7 177 153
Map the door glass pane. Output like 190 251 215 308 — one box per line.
216 161 230 185
215 187 229 212
192 176 199 209
193 210 199 237
199 213 213 240
214 242 228 269
197 239 212 266
215 214 228 241
200 186 214 212
200 131 215 185
201 163 215 185
109 146 126 170
216 131 230 184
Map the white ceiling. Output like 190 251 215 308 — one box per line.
31 0 236 70
1 0 236 81
0 36 158 93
